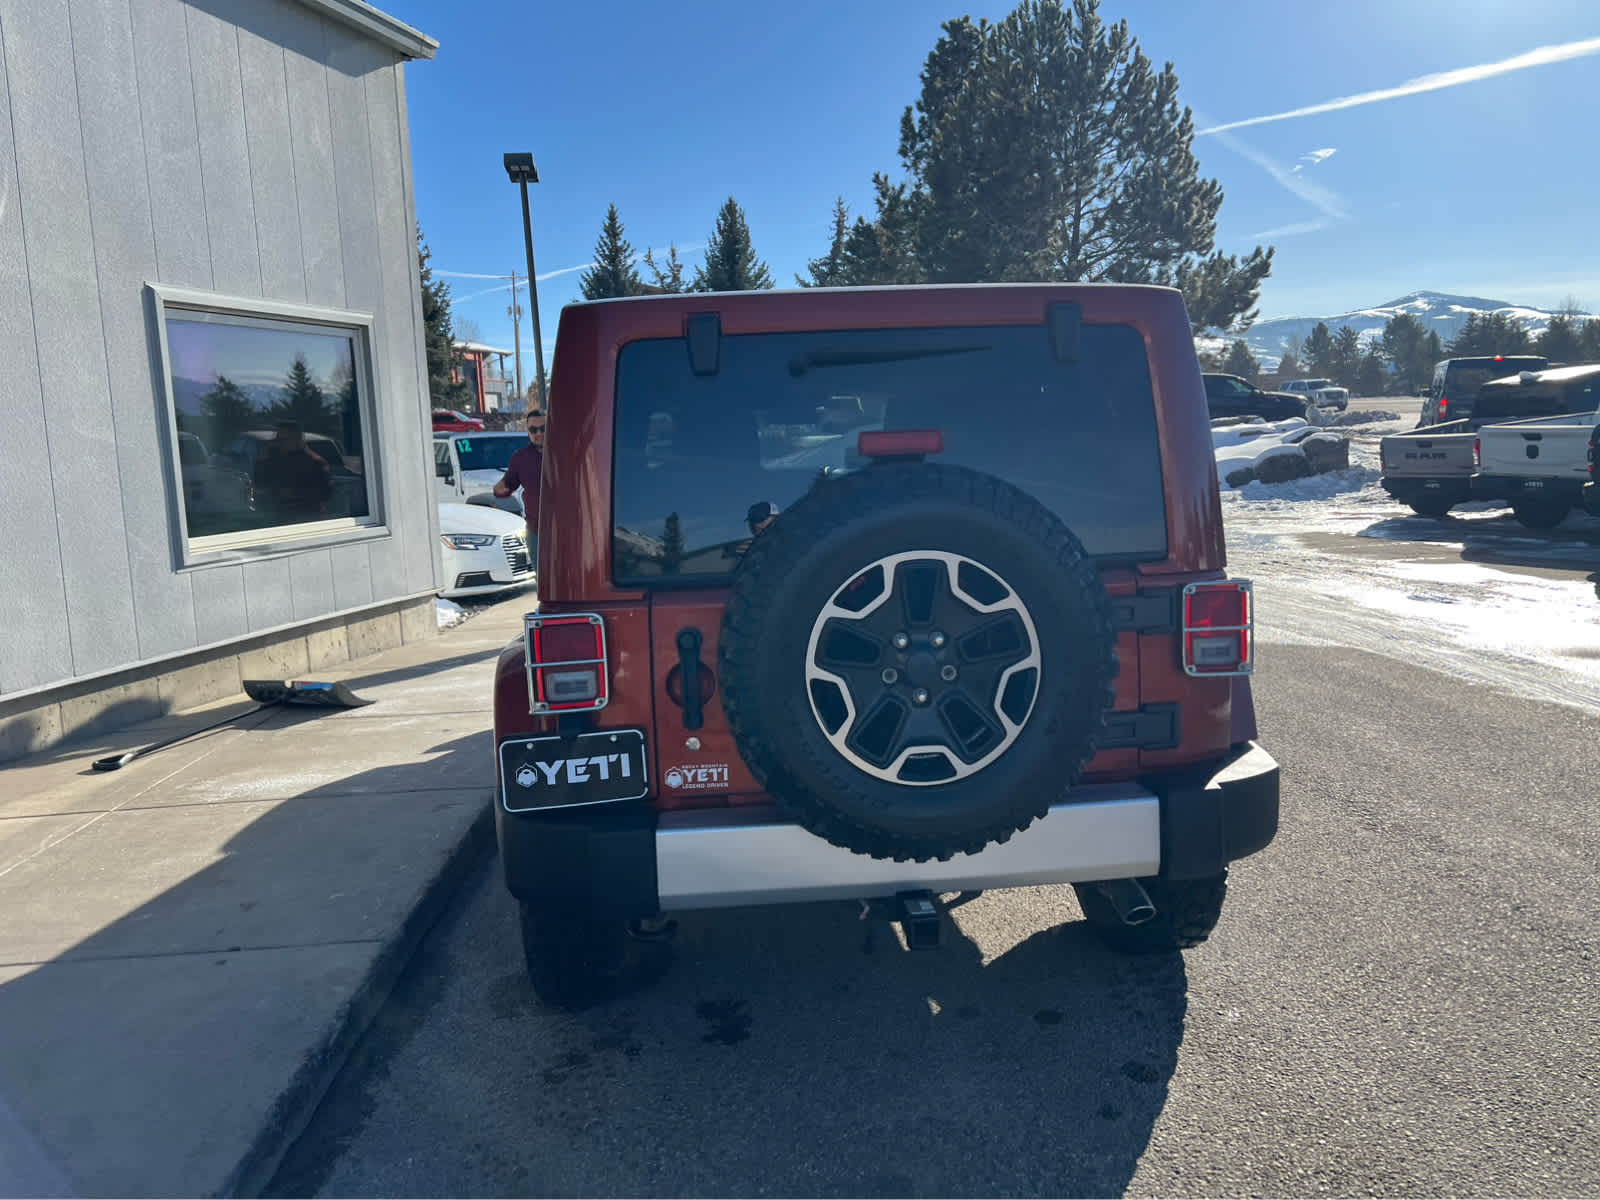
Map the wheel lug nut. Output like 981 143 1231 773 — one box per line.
892 632 910 650
912 688 930 705
882 668 900 685
940 665 958 682
931 632 947 649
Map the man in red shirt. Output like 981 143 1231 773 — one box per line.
493 409 545 553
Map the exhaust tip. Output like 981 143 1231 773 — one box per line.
1095 878 1158 927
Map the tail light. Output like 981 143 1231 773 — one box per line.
1474 437 1481 467
1182 580 1252 677
1438 395 1449 416
524 613 609 713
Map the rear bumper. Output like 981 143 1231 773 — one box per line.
1472 474 1585 504
1381 476 1472 506
496 742 1280 915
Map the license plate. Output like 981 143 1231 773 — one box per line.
1523 480 1545 489
499 729 649 812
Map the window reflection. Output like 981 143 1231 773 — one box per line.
166 314 374 540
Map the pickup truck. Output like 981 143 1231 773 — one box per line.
433 431 526 515
1585 424 1599 517
1380 364 1600 519
1475 409 1600 527
1379 419 1476 517
1280 378 1350 410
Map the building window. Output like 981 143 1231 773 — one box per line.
154 290 382 555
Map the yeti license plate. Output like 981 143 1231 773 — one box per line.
499 729 649 813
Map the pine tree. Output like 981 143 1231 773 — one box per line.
1580 317 1600 361
275 356 330 433
692 197 774 293
1330 325 1362 389
1221 340 1259 381
418 227 469 408
834 177 923 286
839 217 886 286
200 374 255 445
642 245 688 294
1276 348 1301 379
894 0 1271 329
1536 314 1582 363
798 198 851 287
1358 349 1387 398
579 204 642 300
1380 313 1431 394
1424 330 1444 377
1177 250 1276 335
1447 311 1531 357
661 512 684 574
1302 323 1336 376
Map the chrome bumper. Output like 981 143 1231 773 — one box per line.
654 782 1159 911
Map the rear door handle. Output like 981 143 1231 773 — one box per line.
675 627 705 730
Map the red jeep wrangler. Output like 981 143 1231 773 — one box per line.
493 284 1279 1008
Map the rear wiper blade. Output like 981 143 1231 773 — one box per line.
788 345 988 376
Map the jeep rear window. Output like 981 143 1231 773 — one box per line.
611 322 1167 585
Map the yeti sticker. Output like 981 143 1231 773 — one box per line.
663 763 731 791
515 765 538 789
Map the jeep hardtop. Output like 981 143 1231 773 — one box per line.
493 284 1280 1008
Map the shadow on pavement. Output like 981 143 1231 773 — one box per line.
273 860 1190 1199
1357 510 1600 574
0 730 494 1199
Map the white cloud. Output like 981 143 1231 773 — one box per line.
1198 36 1600 135
1290 147 1338 174
1205 125 1349 224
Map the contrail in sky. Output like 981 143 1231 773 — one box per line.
1197 35 1600 135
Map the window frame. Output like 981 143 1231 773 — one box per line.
149 284 388 567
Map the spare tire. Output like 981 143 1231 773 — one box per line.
718 462 1117 863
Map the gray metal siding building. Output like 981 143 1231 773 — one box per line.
0 0 442 760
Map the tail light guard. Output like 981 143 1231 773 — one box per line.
1181 579 1253 677
524 612 610 714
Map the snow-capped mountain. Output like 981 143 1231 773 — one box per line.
1213 291 1594 371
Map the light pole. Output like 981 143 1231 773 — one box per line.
503 152 547 410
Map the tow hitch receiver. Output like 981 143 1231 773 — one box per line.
895 891 942 949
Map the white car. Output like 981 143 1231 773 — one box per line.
1280 378 1350 410
434 431 527 515
437 502 535 599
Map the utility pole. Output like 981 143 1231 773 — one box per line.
506 270 524 403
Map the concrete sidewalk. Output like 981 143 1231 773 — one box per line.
0 595 530 1198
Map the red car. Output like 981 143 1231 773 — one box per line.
494 284 1279 1008
432 409 485 433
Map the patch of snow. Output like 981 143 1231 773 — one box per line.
1226 464 1383 504
436 597 468 630
1214 419 1331 486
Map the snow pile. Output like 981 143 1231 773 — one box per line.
436 597 468 630
1229 463 1383 504
1212 416 1311 448
1318 408 1402 428
1214 419 1318 487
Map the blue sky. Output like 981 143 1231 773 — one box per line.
380 0 1599 366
